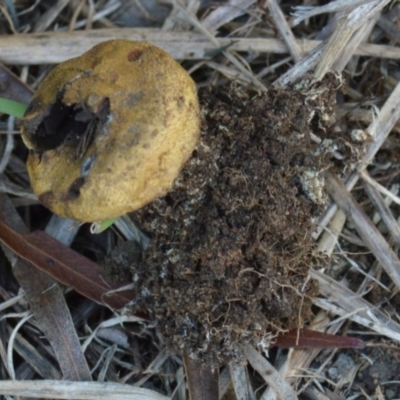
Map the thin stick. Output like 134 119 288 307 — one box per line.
265 0 302 62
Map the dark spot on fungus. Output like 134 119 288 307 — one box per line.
126 93 143 107
109 72 118 83
176 96 185 108
66 177 85 200
127 49 143 62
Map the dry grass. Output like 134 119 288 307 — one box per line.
1 0 400 399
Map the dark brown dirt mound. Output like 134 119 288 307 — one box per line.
125 74 357 364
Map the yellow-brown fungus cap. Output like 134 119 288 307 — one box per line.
21 40 200 222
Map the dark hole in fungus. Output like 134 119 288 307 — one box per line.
25 92 110 153
66 177 85 200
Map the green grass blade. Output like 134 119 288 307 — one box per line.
90 217 119 234
0 97 28 118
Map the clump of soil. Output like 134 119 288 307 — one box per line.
123 73 364 364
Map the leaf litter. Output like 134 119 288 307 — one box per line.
2 1 399 398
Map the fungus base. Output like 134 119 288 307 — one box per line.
120 75 364 364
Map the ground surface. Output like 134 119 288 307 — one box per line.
1 1 400 400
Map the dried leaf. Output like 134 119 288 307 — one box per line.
0 219 137 310
274 329 365 349
0 194 91 380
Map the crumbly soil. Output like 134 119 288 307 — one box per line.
118 74 364 364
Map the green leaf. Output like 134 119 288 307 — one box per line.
90 217 119 234
0 97 28 118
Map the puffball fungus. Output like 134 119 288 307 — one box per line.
21 40 200 222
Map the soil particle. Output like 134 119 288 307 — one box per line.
327 353 355 381
103 240 142 283
122 74 364 364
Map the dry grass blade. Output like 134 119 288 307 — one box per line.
274 42 325 87
360 170 400 207
206 60 252 84
315 78 400 238
173 0 266 91
362 80 400 167
2 30 400 65
7 312 33 379
314 0 391 80
0 174 37 200
44 214 80 247
81 315 145 353
377 14 400 43
33 0 70 32
115 215 150 249
229 362 255 400
243 344 298 400
291 0 368 26
265 0 302 62
9 330 61 379
317 209 347 254
364 180 400 250
201 0 256 31
324 172 400 290
332 13 379 72
0 380 170 400
310 269 400 342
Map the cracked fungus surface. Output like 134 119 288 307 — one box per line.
126 75 352 363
